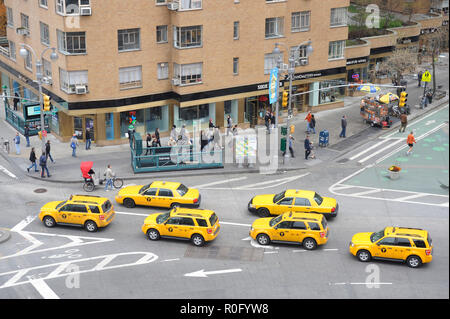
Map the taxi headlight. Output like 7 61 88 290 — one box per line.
250 226 254 231
350 242 355 247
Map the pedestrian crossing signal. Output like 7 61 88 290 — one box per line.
399 91 408 107
282 91 288 107
43 94 51 111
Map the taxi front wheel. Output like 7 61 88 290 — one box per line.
43 216 56 228
257 208 270 218
123 198 136 208
256 234 271 246
357 249 372 262
147 229 160 241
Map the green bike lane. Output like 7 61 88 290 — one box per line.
331 105 449 205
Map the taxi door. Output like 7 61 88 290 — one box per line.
57 204 77 224
274 197 294 215
141 188 158 206
289 221 308 242
70 204 89 226
395 237 414 261
272 221 294 241
373 237 398 259
179 217 196 239
161 216 183 238
156 189 175 208
293 198 313 213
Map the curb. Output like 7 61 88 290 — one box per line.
0 229 11 244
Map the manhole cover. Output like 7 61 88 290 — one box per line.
34 188 47 193
337 158 349 163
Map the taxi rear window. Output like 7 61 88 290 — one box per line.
209 213 218 226
321 217 328 230
196 219 208 227
102 200 112 213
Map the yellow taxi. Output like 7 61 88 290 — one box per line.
116 181 201 209
39 195 115 232
249 212 329 250
248 189 338 218
349 226 433 268
142 207 220 247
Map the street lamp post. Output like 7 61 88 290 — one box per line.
19 44 58 153
272 40 313 161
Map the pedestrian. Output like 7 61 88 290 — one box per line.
155 128 161 147
151 134 158 148
406 131 416 156
304 135 312 160
200 130 209 152
270 112 276 132
420 95 428 109
45 140 55 163
13 92 19 111
14 132 20 155
232 124 238 136
209 118 215 129
85 127 91 150
127 127 135 140
310 114 316 134
168 137 177 147
226 115 232 136
339 115 347 138
264 110 271 133
103 164 115 191
305 111 312 133
399 113 408 133
426 91 433 104
213 126 222 149
417 70 423 87
145 133 152 155
170 125 178 141
27 147 39 173
24 125 30 147
39 151 50 178
283 135 295 158
70 133 78 157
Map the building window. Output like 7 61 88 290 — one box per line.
8 41 16 61
40 22 50 46
290 45 309 64
156 25 168 43
291 11 310 32
328 40 345 60
24 49 33 71
21 13 30 34
157 63 169 80
265 17 284 38
59 69 88 94
57 30 86 54
174 26 202 48
119 66 143 90
264 52 282 74
42 59 52 78
330 7 348 27
179 0 202 10
173 63 203 85
39 0 48 8
118 28 140 52
156 0 167 4
6 7 14 28
233 57 239 75
233 21 239 40
266 0 285 2
56 0 91 15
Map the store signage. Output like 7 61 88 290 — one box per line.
27 105 41 116
352 74 360 79
268 68 279 104
346 57 369 66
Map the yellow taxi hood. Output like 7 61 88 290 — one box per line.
321 196 337 208
40 201 62 212
252 194 276 205
251 217 272 229
351 232 373 245
119 185 143 196
183 188 200 199
143 213 160 225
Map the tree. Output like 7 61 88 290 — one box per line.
377 49 419 85
420 28 448 94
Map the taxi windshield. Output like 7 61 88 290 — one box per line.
314 192 323 205
273 191 285 203
269 215 283 227
56 201 67 210
370 229 385 243
177 184 189 196
156 212 170 224
139 184 151 193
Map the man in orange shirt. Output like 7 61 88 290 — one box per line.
305 111 312 133
406 131 416 155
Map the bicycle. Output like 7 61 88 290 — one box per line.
82 175 123 192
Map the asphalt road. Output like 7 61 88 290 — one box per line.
0 151 448 299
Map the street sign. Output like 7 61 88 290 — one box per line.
421 71 431 82
269 68 279 104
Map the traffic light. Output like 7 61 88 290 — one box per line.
282 91 288 107
43 94 51 111
399 91 408 107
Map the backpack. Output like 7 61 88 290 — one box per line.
71 140 76 148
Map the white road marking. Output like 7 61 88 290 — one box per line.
161 258 180 263
349 140 387 160
184 268 242 278
349 189 381 197
0 164 17 179
221 221 251 227
358 139 403 163
191 177 248 189
29 279 60 299
242 236 278 250
264 251 278 254
350 282 393 285
11 216 36 232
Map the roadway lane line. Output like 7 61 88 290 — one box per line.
358 139 403 163
30 279 60 299
191 177 248 189
349 140 387 160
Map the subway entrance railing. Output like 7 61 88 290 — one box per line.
130 132 223 173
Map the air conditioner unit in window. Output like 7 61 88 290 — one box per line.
172 78 180 86
75 85 87 94
167 2 179 11
299 58 308 66
16 27 30 36
80 6 92 16
42 77 53 85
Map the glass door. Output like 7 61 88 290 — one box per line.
85 117 94 141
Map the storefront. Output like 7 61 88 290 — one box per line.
119 105 170 138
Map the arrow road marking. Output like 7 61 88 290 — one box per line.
184 268 242 278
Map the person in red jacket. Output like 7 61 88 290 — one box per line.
406 131 416 156
305 111 312 133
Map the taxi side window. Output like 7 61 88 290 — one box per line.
277 197 293 205
159 189 173 197
196 219 208 227
181 217 195 226
89 205 100 214
166 217 182 225
396 238 412 247
291 221 307 230
72 204 88 213
413 239 426 248
308 222 321 231
59 204 73 212
144 188 158 196
378 237 396 246
294 198 311 206
276 221 292 229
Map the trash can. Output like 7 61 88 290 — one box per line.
319 130 329 147
280 137 286 152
